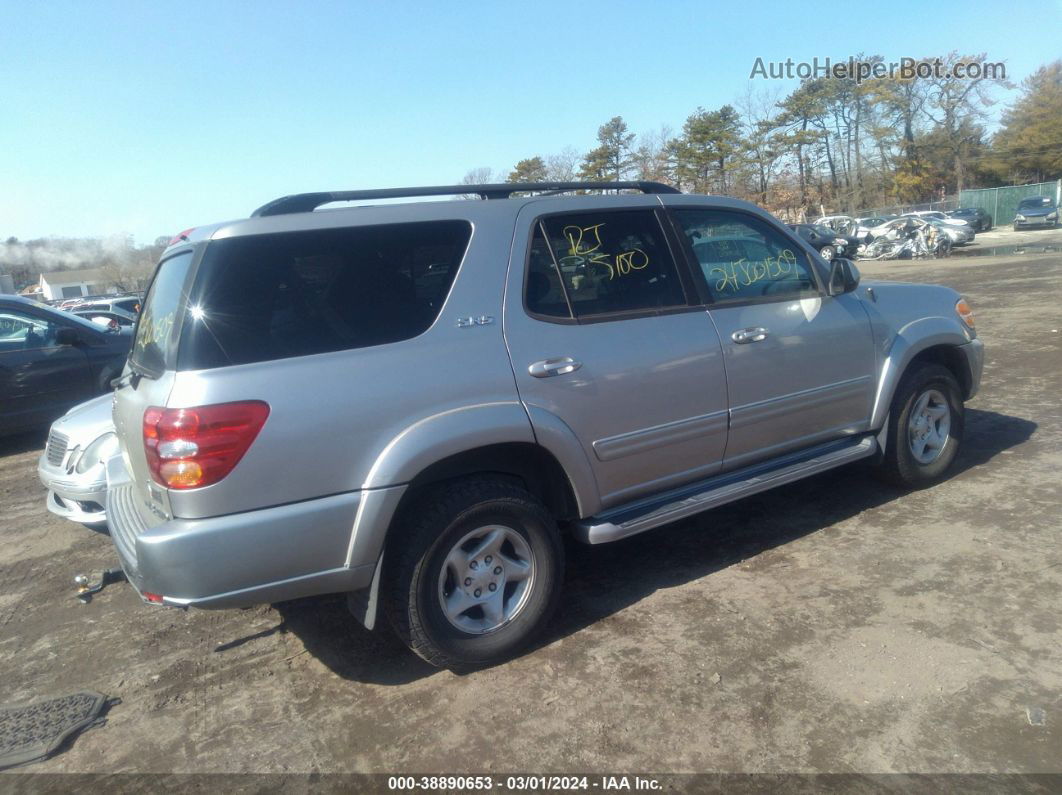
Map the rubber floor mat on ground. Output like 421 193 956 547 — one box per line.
0 691 108 769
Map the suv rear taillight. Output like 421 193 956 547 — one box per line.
143 402 270 489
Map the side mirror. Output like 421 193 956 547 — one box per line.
827 258 860 296
55 327 81 346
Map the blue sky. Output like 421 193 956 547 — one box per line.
1 0 1058 243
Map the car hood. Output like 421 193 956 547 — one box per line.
1017 206 1056 217
50 393 116 447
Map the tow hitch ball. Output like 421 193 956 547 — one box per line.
74 568 127 604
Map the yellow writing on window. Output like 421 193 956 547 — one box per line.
710 249 798 293
134 311 175 354
558 223 649 281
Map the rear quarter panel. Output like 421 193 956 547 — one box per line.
164 202 535 520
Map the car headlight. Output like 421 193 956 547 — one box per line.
955 298 975 330
75 432 119 474
1015 214 1025 221
1048 211 1058 220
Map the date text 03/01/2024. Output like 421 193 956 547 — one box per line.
386 775 662 791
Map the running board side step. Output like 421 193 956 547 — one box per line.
574 435 878 544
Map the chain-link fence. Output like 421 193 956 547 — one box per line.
958 180 1061 227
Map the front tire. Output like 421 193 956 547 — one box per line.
385 479 564 668
819 245 835 262
878 363 964 488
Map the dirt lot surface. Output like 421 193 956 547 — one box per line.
2 244 1061 776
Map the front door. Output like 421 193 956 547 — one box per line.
668 207 877 469
504 201 730 510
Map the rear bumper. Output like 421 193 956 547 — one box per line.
104 456 375 609
959 338 985 400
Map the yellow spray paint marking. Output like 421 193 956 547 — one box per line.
711 249 798 293
558 222 650 281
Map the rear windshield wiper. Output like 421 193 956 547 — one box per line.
111 359 151 389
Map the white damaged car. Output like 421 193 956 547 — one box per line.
38 394 118 532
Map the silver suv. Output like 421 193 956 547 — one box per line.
105 182 983 667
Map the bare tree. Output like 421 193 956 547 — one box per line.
454 167 499 199
461 167 497 185
921 52 1010 193
632 125 674 183
544 147 580 182
736 85 784 205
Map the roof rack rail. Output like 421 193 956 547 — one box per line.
250 181 681 217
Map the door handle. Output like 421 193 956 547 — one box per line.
731 327 769 344
529 357 582 378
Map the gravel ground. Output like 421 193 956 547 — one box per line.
2 244 1060 776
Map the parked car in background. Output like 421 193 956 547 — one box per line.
832 231 863 258
38 394 116 531
855 215 896 230
73 307 138 331
923 217 975 246
888 215 974 246
1013 196 1059 230
946 207 992 231
904 211 970 229
99 181 982 668
72 295 142 315
813 215 871 241
0 295 132 435
787 223 858 260
861 216 956 258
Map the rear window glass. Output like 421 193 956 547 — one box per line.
177 221 471 370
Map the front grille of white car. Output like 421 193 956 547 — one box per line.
46 431 69 467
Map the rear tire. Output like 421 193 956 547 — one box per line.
384 479 564 668
878 363 964 489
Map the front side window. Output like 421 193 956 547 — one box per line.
673 209 819 303
526 210 686 320
0 310 60 350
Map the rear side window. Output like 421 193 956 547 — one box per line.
131 251 194 375
526 210 686 320
178 221 470 370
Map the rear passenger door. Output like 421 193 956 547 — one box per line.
669 206 876 470
504 201 730 510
